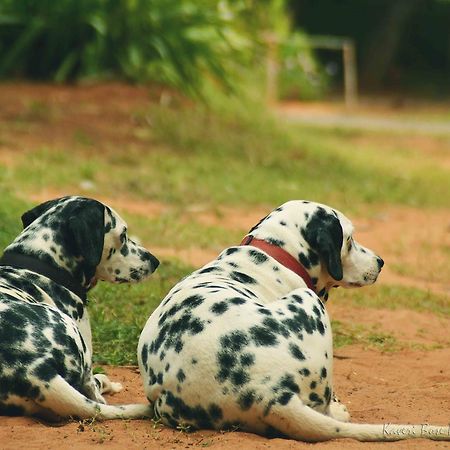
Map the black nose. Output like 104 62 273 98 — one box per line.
149 254 160 272
377 257 384 269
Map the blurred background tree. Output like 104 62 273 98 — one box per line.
0 0 449 99
289 0 450 97
0 0 265 95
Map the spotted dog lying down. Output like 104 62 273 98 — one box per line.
0 196 159 421
138 200 449 442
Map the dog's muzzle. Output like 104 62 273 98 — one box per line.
149 254 160 273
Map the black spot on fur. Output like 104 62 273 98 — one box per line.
220 330 249 352
230 369 249 386
163 391 214 430
278 391 293 405
208 403 223 422
176 369 186 383
280 374 300 394
289 343 306 361
210 301 229 315
230 271 256 284
325 386 332 404
248 249 268 265
240 353 255 367
249 325 278 347
266 238 285 247
299 252 311 269
309 392 324 405
217 351 237 370
238 389 256 411
199 266 222 274
228 297 246 305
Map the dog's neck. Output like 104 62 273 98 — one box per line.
241 235 316 291
0 251 89 302
247 213 335 302
3 227 95 295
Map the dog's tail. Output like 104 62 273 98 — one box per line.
35 375 153 421
265 396 449 442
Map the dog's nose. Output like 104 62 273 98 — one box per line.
149 253 160 272
377 257 384 270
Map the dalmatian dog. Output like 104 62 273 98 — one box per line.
138 200 449 442
0 196 159 421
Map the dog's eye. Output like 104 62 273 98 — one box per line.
347 238 353 252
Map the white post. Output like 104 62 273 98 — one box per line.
343 39 358 108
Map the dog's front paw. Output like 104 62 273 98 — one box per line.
328 398 351 422
109 381 123 394
95 374 123 395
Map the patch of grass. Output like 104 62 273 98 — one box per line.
3 101 449 212
331 284 450 316
4 147 104 191
89 259 193 365
21 100 54 122
124 210 244 251
390 241 449 285
332 320 399 351
73 129 95 147
0 190 30 250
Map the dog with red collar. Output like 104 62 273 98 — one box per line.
138 200 446 442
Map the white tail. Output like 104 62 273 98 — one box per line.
265 396 449 442
33 375 153 421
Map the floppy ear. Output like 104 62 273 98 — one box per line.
68 205 105 268
21 198 63 228
316 229 343 281
302 209 343 281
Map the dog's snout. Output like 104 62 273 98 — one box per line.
149 253 160 272
139 249 160 271
377 257 384 270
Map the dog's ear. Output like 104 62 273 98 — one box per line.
316 227 343 281
68 204 105 268
21 198 63 228
302 208 343 281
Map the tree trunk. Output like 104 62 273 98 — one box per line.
361 0 423 89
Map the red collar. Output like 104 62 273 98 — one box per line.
240 235 315 292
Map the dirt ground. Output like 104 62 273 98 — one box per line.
0 83 449 449
1 347 449 450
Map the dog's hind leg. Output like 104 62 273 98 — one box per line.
34 375 152 420
263 395 449 442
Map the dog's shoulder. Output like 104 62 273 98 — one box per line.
0 266 86 321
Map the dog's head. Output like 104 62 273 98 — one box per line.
95 205 160 284
247 200 383 298
16 196 159 287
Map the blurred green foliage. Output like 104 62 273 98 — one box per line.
0 0 289 95
278 31 329 100
0 190 29 251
